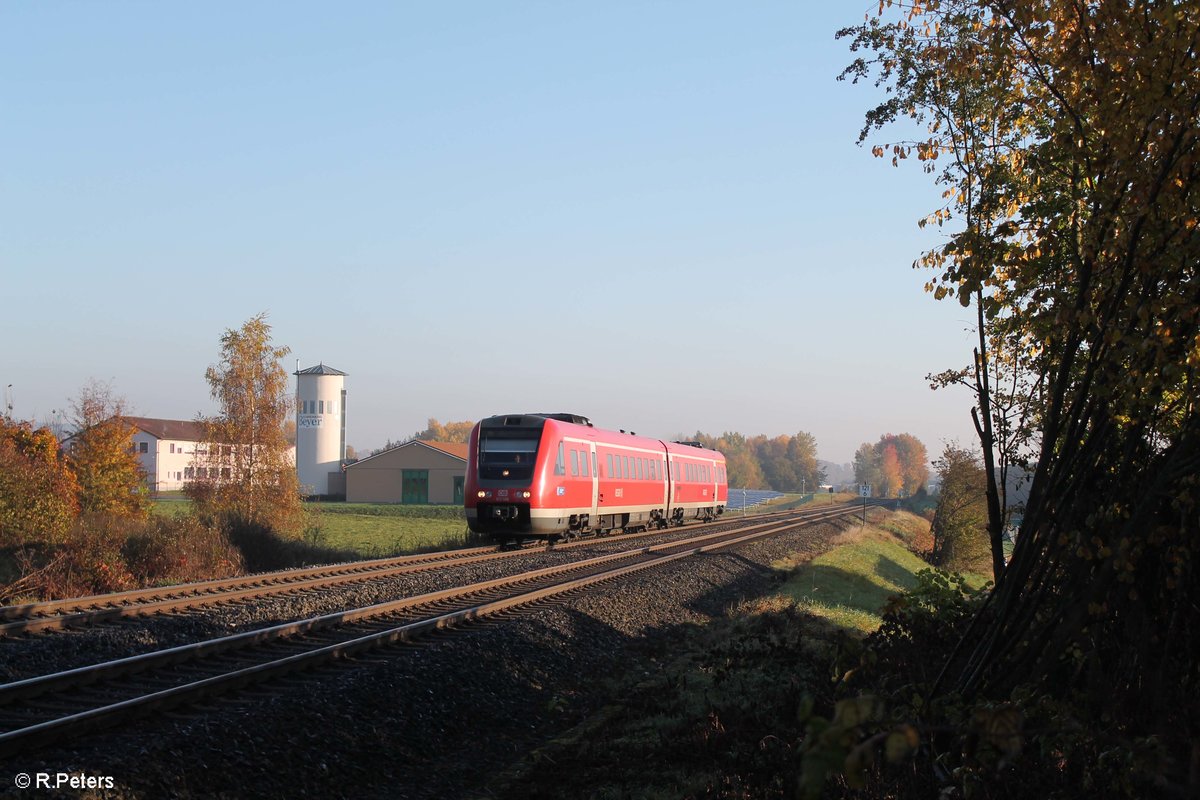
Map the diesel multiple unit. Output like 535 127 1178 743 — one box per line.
465 413 727 541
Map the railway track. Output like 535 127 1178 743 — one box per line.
0 503 853 637
0 502 867 756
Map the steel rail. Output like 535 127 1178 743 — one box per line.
0 503 858 636
0 504 865 755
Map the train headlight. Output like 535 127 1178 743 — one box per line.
477 491 487 499
522 491 532 499
502 469 510 477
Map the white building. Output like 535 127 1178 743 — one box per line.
294 363 347 497
124 417 208 492
68 416 295 494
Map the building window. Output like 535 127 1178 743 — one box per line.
139 442 148 454
185 467 195 479
319 400 325 414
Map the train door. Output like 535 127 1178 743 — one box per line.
589 442 599 523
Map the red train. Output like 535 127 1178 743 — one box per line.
465 413 728 541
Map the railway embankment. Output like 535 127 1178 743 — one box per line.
489 510 944 799
0 509 913 799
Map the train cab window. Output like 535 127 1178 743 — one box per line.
570 450 579 477
479 433 539 480
554 442 566 476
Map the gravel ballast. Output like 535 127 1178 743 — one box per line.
0 515 865 799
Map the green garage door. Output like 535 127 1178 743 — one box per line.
402 470 429 504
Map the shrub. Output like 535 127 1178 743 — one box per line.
0 513 242 601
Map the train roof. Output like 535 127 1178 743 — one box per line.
480 413 593 427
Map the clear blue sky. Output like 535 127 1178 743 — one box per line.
1 2 980 465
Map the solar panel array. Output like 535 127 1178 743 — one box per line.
724 489 785 510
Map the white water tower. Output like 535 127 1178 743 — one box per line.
294 363 347 496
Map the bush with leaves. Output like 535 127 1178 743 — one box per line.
0 418 80 548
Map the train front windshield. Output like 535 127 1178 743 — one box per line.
478 434 540 481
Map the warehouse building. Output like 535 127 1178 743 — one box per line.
344 440 467 504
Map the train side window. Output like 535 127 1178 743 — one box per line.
554 442 566 476
622 456 629 479
570 450 579 477
648 459 655 480
607 453 613 477
637 458 643 480
581 451 590 477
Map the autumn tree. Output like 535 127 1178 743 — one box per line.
683 430 823 491
412 418 475 443
66 380 148 518
0 418 80 547
852 442 881 494
929 444 989 572
843 0 1200 789
707 432 767 489
853 434 929 497
187 313 303 536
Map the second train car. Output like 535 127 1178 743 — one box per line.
464 412 727 541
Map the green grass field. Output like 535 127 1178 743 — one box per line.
152 499 476 557
306 503 474 556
